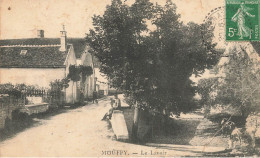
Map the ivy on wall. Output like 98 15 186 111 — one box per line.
67 65 93 82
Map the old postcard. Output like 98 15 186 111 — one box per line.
0 0 260 157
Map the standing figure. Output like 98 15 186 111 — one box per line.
231 2 255 39
114 94 121 110
101 95 121 120
93 90 98 103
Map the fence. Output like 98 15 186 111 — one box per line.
0 89 65 109
0 89 65 129
21 89 65 107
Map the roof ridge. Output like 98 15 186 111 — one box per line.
0 37 84 40
0 44 60 47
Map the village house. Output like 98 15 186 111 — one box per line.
78 46 96 99
0 28 95 103
78 46 115 98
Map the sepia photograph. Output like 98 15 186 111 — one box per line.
0 0 260 157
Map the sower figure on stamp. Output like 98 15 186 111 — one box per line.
231 2 255 39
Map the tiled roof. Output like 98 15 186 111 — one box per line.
0 46 70 68
0 38 60 46
68 38 86 58
0 38 86 58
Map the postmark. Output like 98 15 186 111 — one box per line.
226 0 260 41
201 6 227 51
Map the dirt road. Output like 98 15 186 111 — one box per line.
0 97 225 157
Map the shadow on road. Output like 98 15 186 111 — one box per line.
0 106 79 142
148 118 201 145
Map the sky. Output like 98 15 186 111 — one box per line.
0 0 223 39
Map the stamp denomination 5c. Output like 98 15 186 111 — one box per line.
226 0 260 41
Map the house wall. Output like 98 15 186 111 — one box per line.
81 50 95 99
84 75 94 98
0 45 78 104
0 68 66 88
65 45 77 76
64 45 78 103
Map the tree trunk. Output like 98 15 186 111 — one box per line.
72 81 75 104
132 102 139 143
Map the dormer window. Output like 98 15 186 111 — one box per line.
20 50 27 55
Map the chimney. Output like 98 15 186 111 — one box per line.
37 30 44 38
59 25 67 52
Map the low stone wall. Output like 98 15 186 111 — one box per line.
0 96 24 129
111 110 129 140
122 107 152 141
122 108 134 137
20 103 49 115
0 105 22 129
0 109 8 129
0 96 49 129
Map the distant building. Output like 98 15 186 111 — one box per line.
0 28 94 103
94 68 118 96
94 68 109 95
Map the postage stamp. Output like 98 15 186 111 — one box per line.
226 0 260 41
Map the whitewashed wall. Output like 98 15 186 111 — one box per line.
0 68 66 88
65 45 78 103
0 67 78 103
81 49 95 98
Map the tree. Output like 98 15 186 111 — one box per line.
49 78 69 106
197 77 220 116
197 44 260 119
86 0 154 141
86 0 219 141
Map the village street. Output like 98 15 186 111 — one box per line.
0 96 225 157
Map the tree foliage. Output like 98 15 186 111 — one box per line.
0 83 41 97
86 0 219 115
49 78 69 93
197 45 260 117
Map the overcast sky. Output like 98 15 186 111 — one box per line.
0 0 223 39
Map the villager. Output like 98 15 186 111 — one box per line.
93 91 98 103
114 94 121 110
101 95 121 120
110 98 115 107
102 98 114 120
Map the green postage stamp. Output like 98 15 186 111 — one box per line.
226 0 260 41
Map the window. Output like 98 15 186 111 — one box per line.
20 50 27 55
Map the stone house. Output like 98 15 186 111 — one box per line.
0 29 94 103
78 46 96 99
